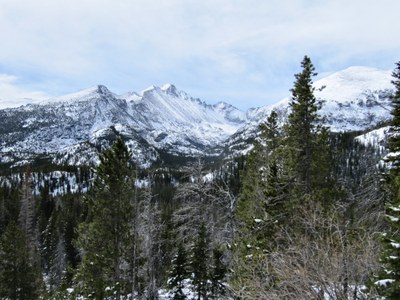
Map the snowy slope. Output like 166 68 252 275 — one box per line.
230 67 393 154
355 126 389 149
315 67 392 101
0 66 394 168
125 84 246 154
315 67 393 131
253 66 393 131
0 84 245 167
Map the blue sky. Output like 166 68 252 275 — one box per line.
0 0 399 110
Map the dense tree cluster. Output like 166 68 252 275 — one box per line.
0 57 398 299
230 56 388 299
375 61 400 298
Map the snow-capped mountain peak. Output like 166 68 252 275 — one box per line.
315 66 393 102
39 84 116 106
0 66 395 168
160 83 179 96
313 67 393 131
243 66 393 131
0 83 247 167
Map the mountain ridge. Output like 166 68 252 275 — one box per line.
0 66 394 169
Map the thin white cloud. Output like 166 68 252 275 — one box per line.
0 0 398 109
0 74 48 109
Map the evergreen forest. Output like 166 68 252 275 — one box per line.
1 57 400 299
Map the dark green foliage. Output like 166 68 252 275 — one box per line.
235 142 266 233
230 57 342 298
0 59 397 299
284 55 332 200
159 205 177 284
62 194 83 270
387 61 400 173
231 111 286 294
375 204 400 299
234 111 285 253
74 137 135 299
376 61 400 298
286 56 319 192
0 222 42 300
261 110 288 223
191 222 210 300
168 243 189 300
41 193 83 296
233 147 266 260
38 182 53 238
0 183 20 234
210 246 227 299
152 171 178 280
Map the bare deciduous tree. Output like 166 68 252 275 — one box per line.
229 203 382 299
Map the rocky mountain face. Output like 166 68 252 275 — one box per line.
0 67 394 169
0 84 246 168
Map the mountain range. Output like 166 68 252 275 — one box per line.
0 66 394 169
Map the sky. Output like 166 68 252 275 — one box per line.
0 0 399 110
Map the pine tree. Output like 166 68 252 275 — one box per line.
235 111 284 241
375 61 400 298
0 222 42 299
191 222 210 300
62 193 82 277
18 169 40 254
230 58 335 298
260 110 288 224
140 187 163 299
168 242 189 300
284 55 331 203
0 183 20 234
209 246 227 299
44 203 68 293
74 137 136 299
230 111 284 296
387 62 400 173
286 55 319 192
234 142 267 246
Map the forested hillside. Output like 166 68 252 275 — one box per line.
0 57 398 299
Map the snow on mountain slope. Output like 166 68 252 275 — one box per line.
315 67 392 102
0 84 245 167
315 67 393 131
355 126 389 148
0 66 394 168
237 66 393 140
125 84 245 153
223 67 393 157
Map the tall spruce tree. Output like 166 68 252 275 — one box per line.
75 137 135 299
191 222 210 300
140 187 163 299
18 169 40 255
0 183 20 235
168 242 189 300
260 110 287 223
230 111 285 296
375 61 400 298
235 110 284 244
0 222 42 299
284 55 331 202
230 57 335 298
